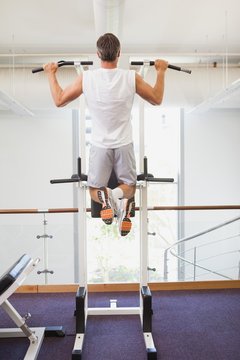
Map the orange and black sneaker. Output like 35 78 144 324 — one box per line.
117 197 134 236
97 187 114 225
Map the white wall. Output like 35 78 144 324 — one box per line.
145 65 240 108
0 110 75 284
0 65 240 283
182 109 240 280
184 109 240 205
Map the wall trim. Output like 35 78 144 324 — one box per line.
16 280 240 293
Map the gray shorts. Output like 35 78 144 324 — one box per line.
87 143 137 188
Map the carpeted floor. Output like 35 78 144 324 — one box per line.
0 289 240 360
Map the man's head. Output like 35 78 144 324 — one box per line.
96 33 121 62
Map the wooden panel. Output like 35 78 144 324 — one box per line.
88 283 140 292
16 280 240 293
15 285 38 293
149 280 240 291
37 284 79 293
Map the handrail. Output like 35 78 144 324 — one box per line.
196 249 240 264
170 252 234 280
184 264 239 281
0 208 79 214
164 215 240 281
1 205 240 282
1 204 240 214
148 205 240 210
167 215 240 251
182 233 240 255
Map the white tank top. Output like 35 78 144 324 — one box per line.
83 68 136 148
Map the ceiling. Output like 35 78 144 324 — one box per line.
0 0 240 113
0 0 240 59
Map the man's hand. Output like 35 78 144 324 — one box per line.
43 62 58 74
155 59 168 72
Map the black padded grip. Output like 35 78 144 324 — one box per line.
50 178 80 184
130 61 191 74
131 61 155 66
168 64 181 71
32 66 44 73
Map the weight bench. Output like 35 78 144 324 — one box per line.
0 254 64 360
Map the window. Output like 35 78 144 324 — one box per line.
86 105 180 283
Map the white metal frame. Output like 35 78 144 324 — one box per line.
72 62 157 359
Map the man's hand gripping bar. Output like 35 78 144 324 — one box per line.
131 61 192 74
32 60 93 74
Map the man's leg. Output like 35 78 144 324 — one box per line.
88 144 137 233
114 183 136 200
89 187 106 203
113 144 137 236
87 146 114 225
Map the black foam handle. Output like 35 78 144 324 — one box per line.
144 156 148 178
32 67 44 73
168 64 191 74
79 61 93 66
50 178 80 184
168 64 181 71
131 61 155 66
146 177 174 183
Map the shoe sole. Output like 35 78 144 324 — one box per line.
100 207 114 225
119 198 134 236
98 188 114 225
120 217 132 236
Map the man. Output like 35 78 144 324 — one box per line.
43 33 168 236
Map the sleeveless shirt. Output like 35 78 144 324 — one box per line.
82 68 136 148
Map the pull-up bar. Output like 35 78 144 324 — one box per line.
131 61 192 74
32 60 94 74
32 59 191 74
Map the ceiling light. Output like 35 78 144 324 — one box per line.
93 0 125 38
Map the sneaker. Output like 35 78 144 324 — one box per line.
117 198 134 236
97 187 114 225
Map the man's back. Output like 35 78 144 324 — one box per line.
82 68 136 148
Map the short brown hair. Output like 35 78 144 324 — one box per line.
96 33 120 62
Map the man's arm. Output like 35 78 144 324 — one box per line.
43 62 83 107
135 59 168 105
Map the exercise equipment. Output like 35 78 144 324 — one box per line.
0 254 65 359
32 57 176 359
31 59 191 75
32 60 93 74
47 59 176 359
131 61 192 74
50 156 173 360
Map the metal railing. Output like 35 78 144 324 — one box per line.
164 213 240 281
1 205 240 284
